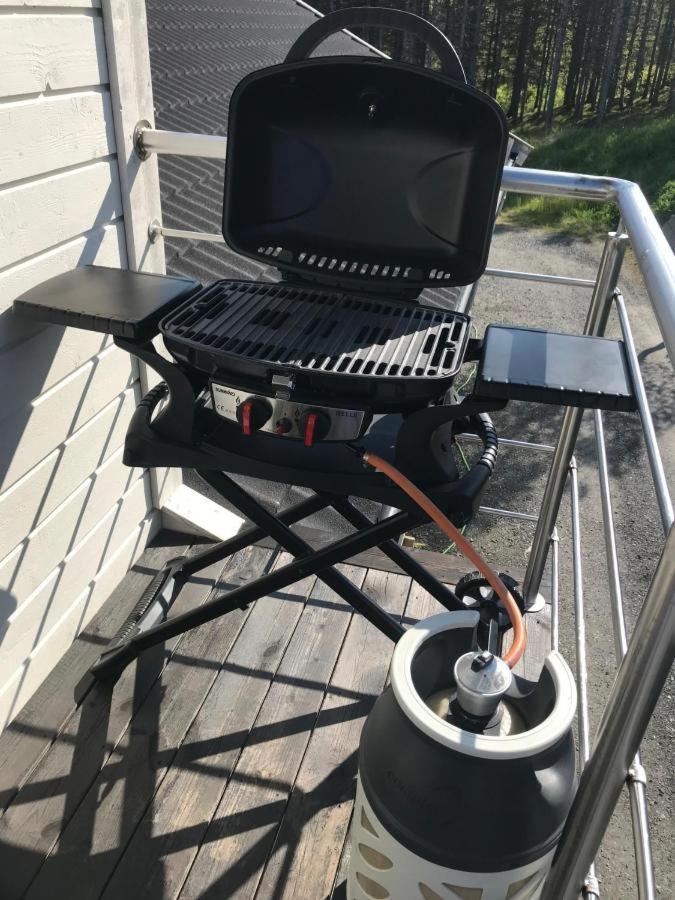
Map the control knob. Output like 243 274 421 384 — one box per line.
299 409 331 447
236 398 272 435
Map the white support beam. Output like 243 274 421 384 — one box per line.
100 0 218 540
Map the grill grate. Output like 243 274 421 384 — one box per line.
161 280 469 380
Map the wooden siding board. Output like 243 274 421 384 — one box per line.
0 385 138 562
0 13 108 99
0 0 164 726
0 157 123 271
0 90 115 186
0 450 142 604
0 474 152 680
0 533 190 811
0 343 137 493
0 328 112 424
0 512 156 732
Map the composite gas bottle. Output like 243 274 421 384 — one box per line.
347 611 577 900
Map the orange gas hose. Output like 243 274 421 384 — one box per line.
362 451 526 668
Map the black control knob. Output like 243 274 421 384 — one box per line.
274 417 293 436
299 409 331 446
236 398 271 435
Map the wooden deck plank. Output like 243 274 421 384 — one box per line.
26 546 276 900
177 564 370 900
252 568 411 900
0 533 189 812
326 581 448 900
256 528 528 588
0 523 554 900
0 542 265 899
100 555 318 900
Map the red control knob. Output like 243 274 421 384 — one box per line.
300 409 331 447
236 398 271 435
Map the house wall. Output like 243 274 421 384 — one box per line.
0 0 159 727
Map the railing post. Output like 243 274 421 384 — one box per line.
541 524 675 900
522 230 629 605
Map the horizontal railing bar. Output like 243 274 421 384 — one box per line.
157 225 225 243
500 165 617 201
500 168 675 366
141 128 227 159
594 409 657 899
478 505 538 522
459 434 555 453
614 291 674 533
136 127 675 364
484 267 596 288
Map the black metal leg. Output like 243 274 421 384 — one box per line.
91 501 413 681
330 497 464 614
197 470 412 640
179 493 330 575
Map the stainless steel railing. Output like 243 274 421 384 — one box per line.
133 123 674 900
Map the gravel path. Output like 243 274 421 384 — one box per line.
444 224 674 898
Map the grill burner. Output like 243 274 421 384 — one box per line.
161 280 470 409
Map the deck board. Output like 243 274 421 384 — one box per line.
0 533 189 812
0 530 550 900
29 546 274 900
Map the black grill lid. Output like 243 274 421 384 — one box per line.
223 10 507 297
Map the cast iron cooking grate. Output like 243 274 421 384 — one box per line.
161 280 469 379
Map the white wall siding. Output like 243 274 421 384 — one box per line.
0 13 108 97
0 387 138 561
0 515 154 729
0 0 160 723
0 158 123 270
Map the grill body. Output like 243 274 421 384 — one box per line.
161 280 470 412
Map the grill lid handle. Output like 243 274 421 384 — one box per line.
284 6 466 83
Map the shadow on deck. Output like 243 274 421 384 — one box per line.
0 529 547 899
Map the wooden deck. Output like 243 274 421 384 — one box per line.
0 529 549 900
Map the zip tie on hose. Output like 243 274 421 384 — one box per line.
361 451 526 669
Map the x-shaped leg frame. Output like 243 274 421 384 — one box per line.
88 470 463 686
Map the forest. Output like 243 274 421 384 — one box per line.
316 0 675 235
317 0 675 125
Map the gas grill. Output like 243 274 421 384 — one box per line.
162 280 470 421
13 6 636 686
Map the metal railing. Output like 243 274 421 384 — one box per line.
134 123 674 900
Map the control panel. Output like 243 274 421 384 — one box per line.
211 382 367 445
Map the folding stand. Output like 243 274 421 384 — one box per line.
14 266 635 696
90 471 464 684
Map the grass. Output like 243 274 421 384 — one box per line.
500 111 675 239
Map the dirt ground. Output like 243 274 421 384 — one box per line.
446 224 674 898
